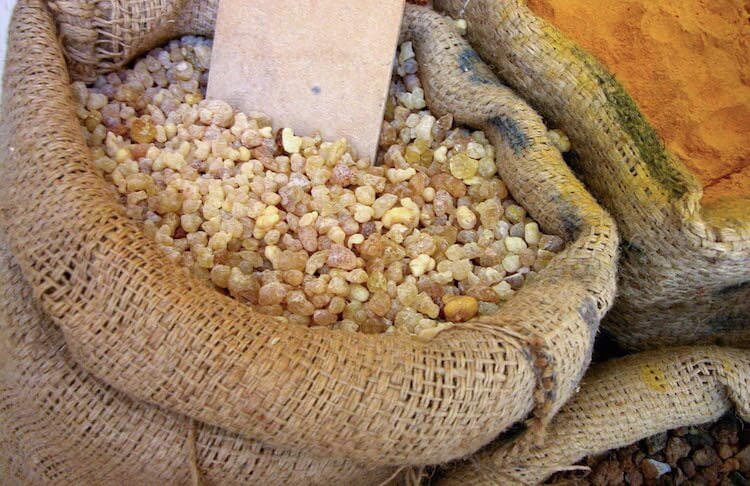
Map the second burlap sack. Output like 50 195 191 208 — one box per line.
436 0 750 350
437 345 750 484
0 1 617 481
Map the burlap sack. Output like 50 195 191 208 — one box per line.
0 240 392 485
437 346 750 484
0 0 617 478
435 0 750 350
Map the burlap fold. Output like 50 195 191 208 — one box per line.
1 0 616 478
435 0 750 350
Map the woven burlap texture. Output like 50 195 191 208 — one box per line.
1 0 616 475
435 0 750 350
0 240 393 485
437 346 750 485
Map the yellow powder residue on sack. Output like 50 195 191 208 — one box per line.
528 0 750 206
638 364 671 393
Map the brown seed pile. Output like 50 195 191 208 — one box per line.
547 415 750 485
73 36 565 336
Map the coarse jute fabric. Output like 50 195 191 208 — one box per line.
0 0 616 479
0 240 392 485
435 0 750 350
437 346 750 484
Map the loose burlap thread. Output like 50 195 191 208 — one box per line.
437 346 750 484
435 0 750 350
1 0 617 481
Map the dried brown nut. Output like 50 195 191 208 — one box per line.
327 244 358 270
130 117 156 143
442 295 479 322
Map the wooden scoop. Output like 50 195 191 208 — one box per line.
207 0 406 162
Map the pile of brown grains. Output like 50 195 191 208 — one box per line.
73 36 566 336
548 415 750 485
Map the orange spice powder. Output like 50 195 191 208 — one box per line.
527 0 750 205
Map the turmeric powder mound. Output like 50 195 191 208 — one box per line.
528 0 750 206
